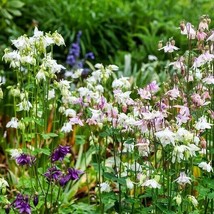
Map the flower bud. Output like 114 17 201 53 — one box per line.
33 193 39 207
4 205 10 214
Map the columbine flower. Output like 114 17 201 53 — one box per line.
188 195 198 207
0 178 9 189
112 77 131 89
142 179 161 189
61 121 72 133
44 166 62 182
126 178 134 190
159 42 179 53
203 75 214 85
51 145 71 162
48 89 55 100
173 194 182 206
207 31 214 41
194 116 212 130
10 149 22 159
6 117 19 129
17 100 32 111
59 168 83 187
198 162 213 172
180 22 196 39
15 154 35 166
155 128 175 147
13 194 31 214
165 87 180 100
175 172 191 186
52 31 65 46
100 182 111 192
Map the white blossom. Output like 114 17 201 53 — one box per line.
142 179 161 189
195 116 212 130
155 128 175 147
198 162 213 172
6 117 19 129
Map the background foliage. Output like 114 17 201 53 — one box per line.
1 0 214 68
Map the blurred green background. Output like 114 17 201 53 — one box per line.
1 0 214 70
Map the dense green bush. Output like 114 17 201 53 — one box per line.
1 0 214 69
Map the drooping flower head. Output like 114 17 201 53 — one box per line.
12 194 31 214
51 145 71 162
15 154 35 166
44 166 62 182
59 168 83 187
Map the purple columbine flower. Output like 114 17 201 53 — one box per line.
15 154 35 166
12 194 31 214
51 145 71 162
44 166 62 182
59 168 83 187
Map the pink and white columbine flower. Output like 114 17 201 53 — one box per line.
181 22 196 39
146 81 159 93
165 87 180 100
175 105 190 125
142 179 161 189
159 42 179 53
194 116 212 130
155 127 175 147
207 31 214 41
198 162 213 172
202 76 214 85
175 172 191 185
6 117 19 129
192 52 214 69
138 88 151 100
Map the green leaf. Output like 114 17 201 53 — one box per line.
207 192 214 199
7 0 25 8
75 135 86 145
41 132 58 140
7 8 22 16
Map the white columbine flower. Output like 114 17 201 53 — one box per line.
155 128 175 147
175 127 193 143
194 116 212 130
175 172 191 185
64 109 76 117
188 195 198 207
173 194 182 206
10 149 22 159
6 117 19 129
126 178 134 190
100 182 111 192
112 77 131 89
0 178 9 189
142 179 161 189
198 162 213 172
61 122 72 133
48 89 55 100
17 100 32 111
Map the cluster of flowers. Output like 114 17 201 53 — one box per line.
44 145 83 187
65 31 94 78
5 193 38 214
